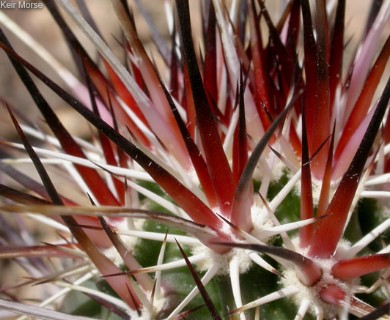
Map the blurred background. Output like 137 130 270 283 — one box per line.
0 0 386 139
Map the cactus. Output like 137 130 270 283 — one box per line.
0 0 389 319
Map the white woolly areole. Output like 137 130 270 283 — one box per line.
250 202 275 240
294 175 339 206
378 199 390 218
253 152 286 182
191 243 253 275
191 200 277 274
128 294 166 320
102 218 145 265
102 220 167 320
280 238 355 319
